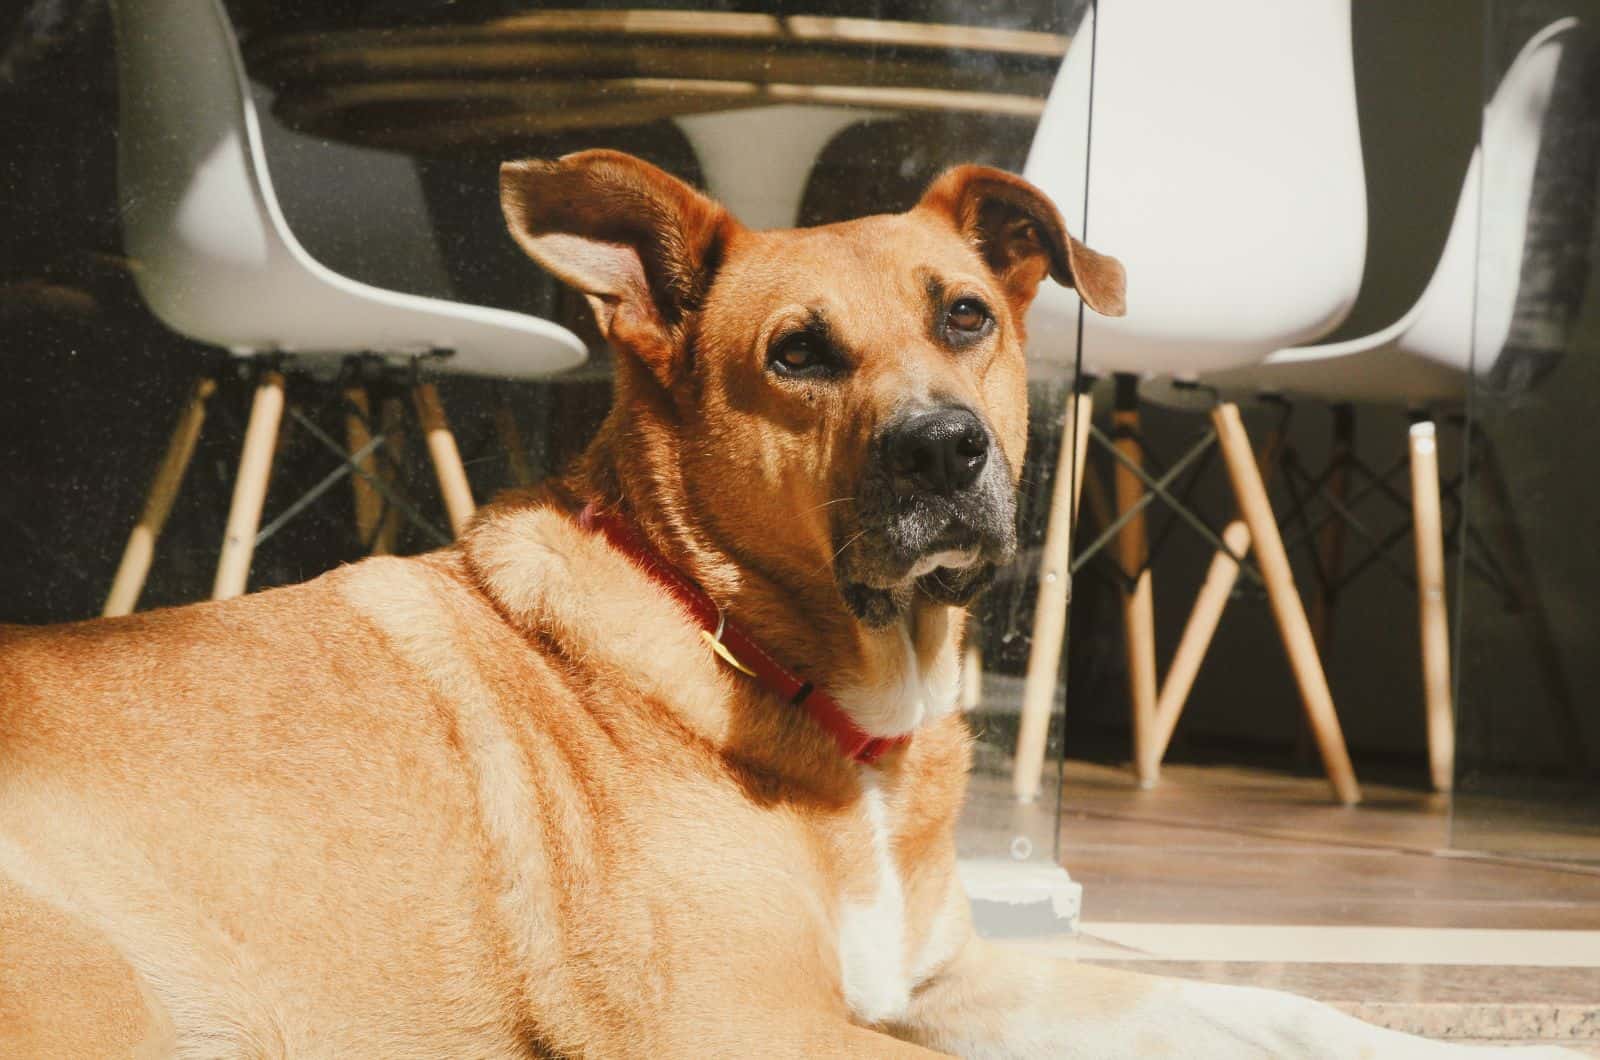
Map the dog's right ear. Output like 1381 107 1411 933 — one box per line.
500 150 736 388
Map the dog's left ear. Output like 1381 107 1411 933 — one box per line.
500 150 736 388
917 165 1126 318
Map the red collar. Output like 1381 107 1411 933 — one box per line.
576 501 909 766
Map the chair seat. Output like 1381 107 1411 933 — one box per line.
1201 340 1468 406
1196 17 1591 407
136 223 589 379
1021 0 1366 380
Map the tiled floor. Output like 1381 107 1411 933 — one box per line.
1025 759 1600 1049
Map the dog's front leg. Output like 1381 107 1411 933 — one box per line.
891 937 1578 1059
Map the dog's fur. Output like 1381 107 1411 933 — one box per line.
0 152 1574 1058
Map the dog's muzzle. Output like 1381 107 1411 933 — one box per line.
836 405 1017 626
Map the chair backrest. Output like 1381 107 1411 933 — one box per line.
108 0 587 377
1023 1 1366 378
111 0 325 352
1397 17 1588 391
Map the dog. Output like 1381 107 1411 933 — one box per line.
0 150 1576 1058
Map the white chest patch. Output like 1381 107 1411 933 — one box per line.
838 777 911 1025
835 620 962 738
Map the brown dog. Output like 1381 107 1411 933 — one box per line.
0 152 1572 1058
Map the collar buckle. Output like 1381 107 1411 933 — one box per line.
700 606 756 677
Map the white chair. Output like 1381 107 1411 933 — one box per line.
1012 1 1369 805
1194 18 1591 794
1209 18 1584 405
102 0 587 615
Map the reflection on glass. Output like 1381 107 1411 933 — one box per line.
0 0 1092 890
1453 0 1600 863
10 0 1591 917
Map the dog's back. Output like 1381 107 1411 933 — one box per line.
0 556 537 1057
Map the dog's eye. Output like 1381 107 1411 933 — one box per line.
769 333 836 378
947 298 991 334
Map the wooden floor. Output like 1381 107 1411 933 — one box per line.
1028 760 1600 1050
1058 760 1600 928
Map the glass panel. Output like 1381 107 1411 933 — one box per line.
955 1 1091 879
1 0 1089 881
1451 0 1600 863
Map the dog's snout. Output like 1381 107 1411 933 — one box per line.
884 408 990 496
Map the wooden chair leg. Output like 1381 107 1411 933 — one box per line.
103 377 216 617
1080 459 1114 532
1149 410 1291 770
1212 402 1360 804
213 370 285 601
370 394 407 556
1409 419 1454 793
1014 390 1093 801
344 386 385 551
412 382 475 537
1111 377 1159 788
495 399 536 488
1150 520 1251 763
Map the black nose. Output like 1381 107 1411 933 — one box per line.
884 408 991 495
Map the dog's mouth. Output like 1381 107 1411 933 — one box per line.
834 483 1016 628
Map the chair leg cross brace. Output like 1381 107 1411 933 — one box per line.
252 431 389 548
107 358 482 611
1282 449 1418 591
1076 424 1262 587
1014 395 1361 805
1212 404 1360 804
289 405 453 548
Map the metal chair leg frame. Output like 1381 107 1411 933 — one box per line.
1308 406 1354 652
252 434 387 546
1084 424 1261 582
290 407 450 547
1075 426 1259 584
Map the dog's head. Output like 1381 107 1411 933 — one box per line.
501 150 1123 630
